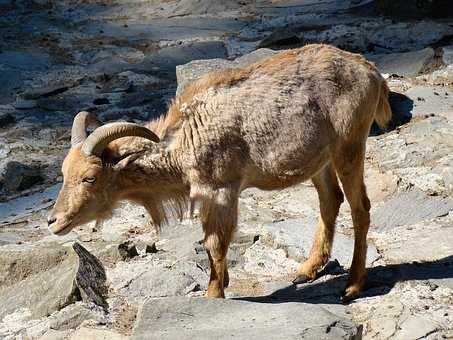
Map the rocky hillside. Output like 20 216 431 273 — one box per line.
1 1 453 339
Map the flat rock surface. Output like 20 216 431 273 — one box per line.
132 297 362 340
1 1 453 339
367 48 434 77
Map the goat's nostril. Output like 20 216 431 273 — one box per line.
47 217 57 226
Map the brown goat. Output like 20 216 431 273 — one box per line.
48 44 392 301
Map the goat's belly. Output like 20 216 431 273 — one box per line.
245 146 330 190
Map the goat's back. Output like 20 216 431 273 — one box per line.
173 44 386 187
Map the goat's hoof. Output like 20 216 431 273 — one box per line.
292 274 313 285
341 287 361 304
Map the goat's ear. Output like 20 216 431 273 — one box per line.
113 153 142 171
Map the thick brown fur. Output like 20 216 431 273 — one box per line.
49 44 391 301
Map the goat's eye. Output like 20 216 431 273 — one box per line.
83 176 96 183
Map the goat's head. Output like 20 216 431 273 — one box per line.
48 111 159 235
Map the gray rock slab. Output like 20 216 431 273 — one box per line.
142 41 228 75
132 297 361 340
114 261 208 299
0 160 44 194
176 48 277 94
85 17 247 41
69 327 127 340
0 242 73 288
0 257 78 319
371 189 453 230
0 51 51 71
367 48 434 77
262 218 379 268
0 184 60 225
374 223 453 264
404 86 453 116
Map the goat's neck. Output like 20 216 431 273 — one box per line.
116 150 186 199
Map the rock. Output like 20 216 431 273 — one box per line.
117 71 160 87
371 189 453 230
367 48 434 77
393 315 438 340
0 257 78 319
37 98 72 112
145 242 158 254
404 86 453 117
258 27 301 48
442 45 453 65
73 242 109 311
372 220 453 264
176 48 277 94
93 97 110 105
0 161 44 194
143 41 228 73
0 184 59 223
261 218 380 267
38 329 71 340
113 261 208 300
0 51 51 71
118 240 139 260
0 112 15 128
70 327 127 340
0 243 108 320
367 21 453 52
426 65 453 85
132 297 362 339
374 0 453 19
20 85 69 100
0 242 72 288
46 302 107 332
14 97 37 109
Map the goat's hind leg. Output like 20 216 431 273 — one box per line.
294 163 344 284
333 142 371 302
201 187 238 298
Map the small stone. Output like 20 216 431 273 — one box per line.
145 242 158 254
118 241 139 260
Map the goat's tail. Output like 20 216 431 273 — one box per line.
374 80 392 129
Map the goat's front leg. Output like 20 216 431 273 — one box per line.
200 186 238 298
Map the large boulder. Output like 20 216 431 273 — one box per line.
0 242 108 320
0 160 44 196
176 48 277 95
367 48 435 77
132 297 362 340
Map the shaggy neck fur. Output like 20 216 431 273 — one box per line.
115 149 189 228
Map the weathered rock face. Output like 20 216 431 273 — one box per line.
132 297 362 340
0 242 108 322
176 48 277 95
0 161 44 196
374 0 453 19
1 0 453 339
367 48 434 77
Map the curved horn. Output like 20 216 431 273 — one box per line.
81 122 160 157
71 111 102 147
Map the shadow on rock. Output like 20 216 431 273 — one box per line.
371 90 413 135
235 255 453 305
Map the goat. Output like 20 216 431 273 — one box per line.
48 44 392 301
